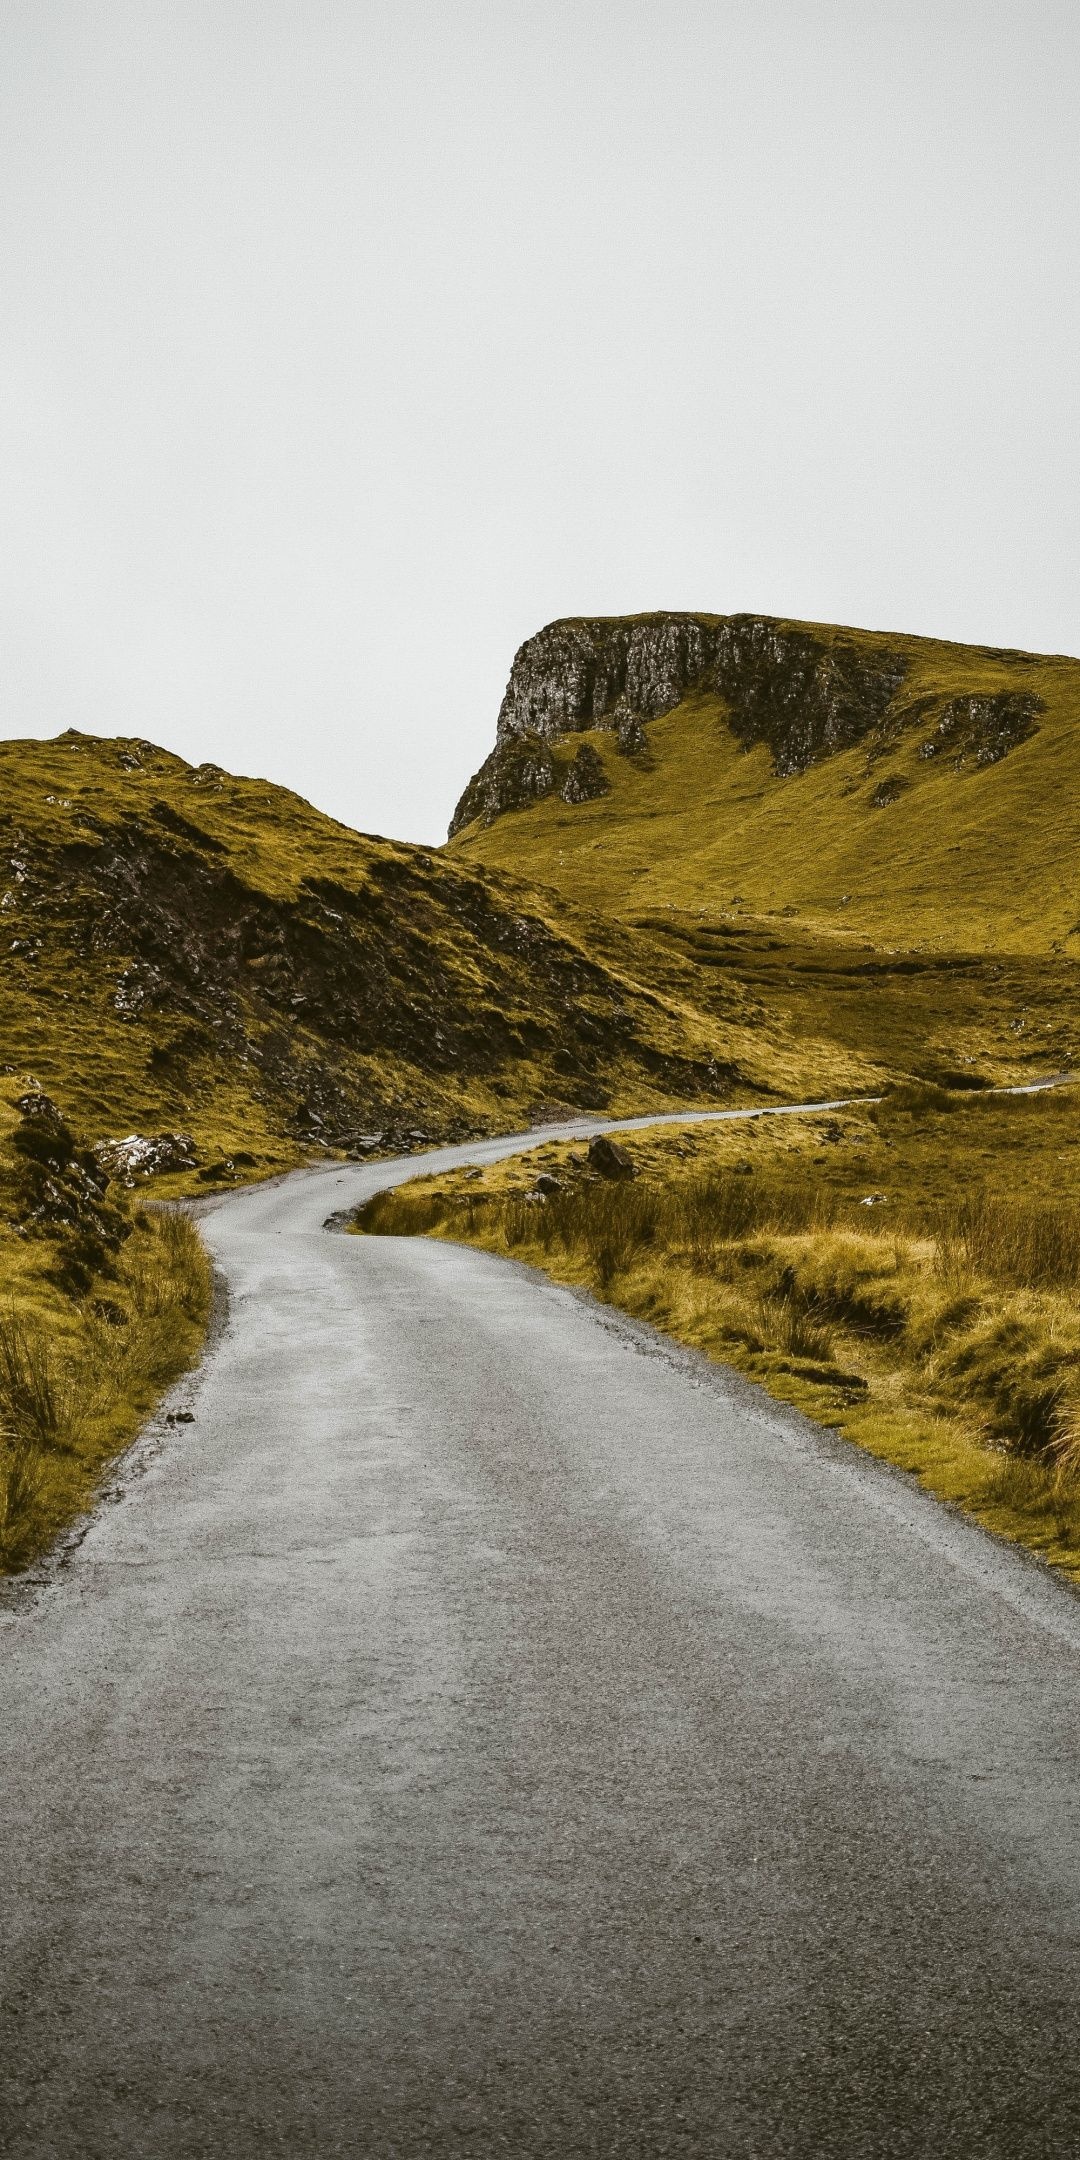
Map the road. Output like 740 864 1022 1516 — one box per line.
4 1113 1080 2157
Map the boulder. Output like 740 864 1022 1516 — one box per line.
587 1134 636 1180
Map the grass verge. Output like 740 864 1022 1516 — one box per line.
353 1084 1080 1581
0 1206 211 1576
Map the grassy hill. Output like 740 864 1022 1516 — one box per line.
408 610 1080 1574
2 722 879 1573
1 726 867 1195
450 613 1080 1084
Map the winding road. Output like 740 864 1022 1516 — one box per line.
4 1109 1080 2157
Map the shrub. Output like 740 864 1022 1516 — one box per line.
878 1081 959 1118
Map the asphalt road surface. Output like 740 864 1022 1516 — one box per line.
4 1114 1080 2158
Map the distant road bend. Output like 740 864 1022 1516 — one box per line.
4 1098 1080 2158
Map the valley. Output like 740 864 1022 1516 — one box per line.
2 608 1078 1577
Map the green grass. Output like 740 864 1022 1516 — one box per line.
352 1084 1080 1581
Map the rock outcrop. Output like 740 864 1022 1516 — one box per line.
917 693 1042 769
494 615 717 741
449 612 911 833
93 1132 197 1185
10 1091 129 1290
560 743 610 805
449 611 1050 837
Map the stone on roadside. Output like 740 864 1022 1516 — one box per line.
92 1131 197 1185
587 1134 636 1180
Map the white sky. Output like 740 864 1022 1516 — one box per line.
2 1 1078 843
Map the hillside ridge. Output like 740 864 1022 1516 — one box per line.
2 728 873 1204
450 610 1068 837
449 610 1080 964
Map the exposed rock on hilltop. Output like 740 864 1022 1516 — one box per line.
451 611 1077 960
496 615 717 739
712 618 907 773
449 611 1045 834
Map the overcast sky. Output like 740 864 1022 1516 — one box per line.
2 2 1078 843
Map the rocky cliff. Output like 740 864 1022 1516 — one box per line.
449 612 1043 835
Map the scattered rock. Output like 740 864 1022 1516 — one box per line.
587 1134 636 1180
533 1173 561 1196
113 962 162 1018
15 1089 67 1135
93 1132 197 1184
11 1091 129 1289
870 774 910 808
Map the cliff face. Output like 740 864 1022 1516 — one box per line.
448 611 1051 837
494 615 718 741
449 612 915 834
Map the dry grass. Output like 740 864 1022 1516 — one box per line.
0 1208 210 1574
929 1189 1080 1293
354 1092 1080 1578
